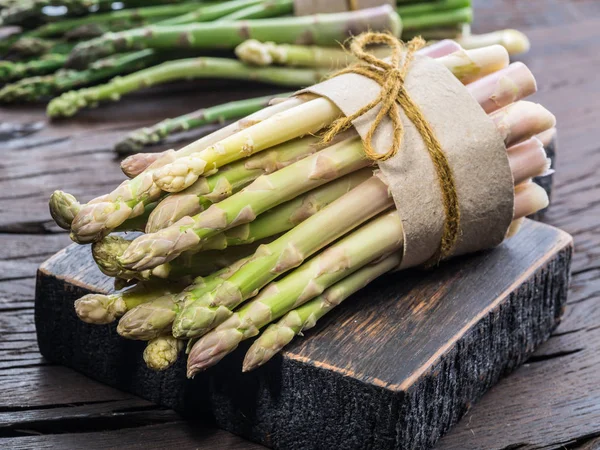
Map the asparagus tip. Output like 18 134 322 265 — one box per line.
49 190 81 230
92 236 131 277
116 296 178 341
143 336 182 371
75 293 125 324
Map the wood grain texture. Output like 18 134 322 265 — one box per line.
35 220 572 449
0 0 599 448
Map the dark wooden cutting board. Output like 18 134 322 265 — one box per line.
35 219 572 449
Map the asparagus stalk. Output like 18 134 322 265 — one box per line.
150 46 509 195
47 57 327 118
508 137 551 185
186 210 404 375
75 281 178 324
65 6 402 69
171 174 393 339
243 254 401 371
491 102 557 147
115 93 291 155
120 136 374 271
68 96 309 243
0 54 66 82
145 134 324 232
397 0 471 17
160 0 279 26
144 335 184 371
457 29 531 56
0 49 159 104
216 0 294 21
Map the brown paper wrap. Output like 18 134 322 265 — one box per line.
298 56 514 269
293 0 393 16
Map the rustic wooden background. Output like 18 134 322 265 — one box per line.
1 0 599 448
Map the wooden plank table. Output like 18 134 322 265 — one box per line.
1 0 599 448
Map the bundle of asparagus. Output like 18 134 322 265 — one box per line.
50 36 555 375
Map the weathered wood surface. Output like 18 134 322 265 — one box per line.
36 220 572 450
0 0 599 448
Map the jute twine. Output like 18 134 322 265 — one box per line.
322 32 460 263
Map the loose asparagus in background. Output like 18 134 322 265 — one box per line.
159 0 283 26
75 281 179 324
46 57 327 118
0 54 66 82
241 182 550 373
145 134 324 232
27 3 205 39
115 93 292 155
65 6 401 69
456 29 531 56
68 96 310 243
243 254 402 371
144 335 184 371
103 171 372 338
217 0 294 21
0 49 159 103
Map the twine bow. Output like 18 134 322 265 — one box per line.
322 32 460 263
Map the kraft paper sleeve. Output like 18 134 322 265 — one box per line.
298 55 515 269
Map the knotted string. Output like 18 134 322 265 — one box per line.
322 32 460 263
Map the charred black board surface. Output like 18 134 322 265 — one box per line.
35 220 572 449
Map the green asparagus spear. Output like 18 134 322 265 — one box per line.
115 93 291 154
401 6 473 32
30 3 204 39
216 0 294 21
159 0 276 26
186 210 403 375
47 57 327 117
0 49 158 103
171 175 392 339
0 54 66 82
66 6 401 69
243 253 400 371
